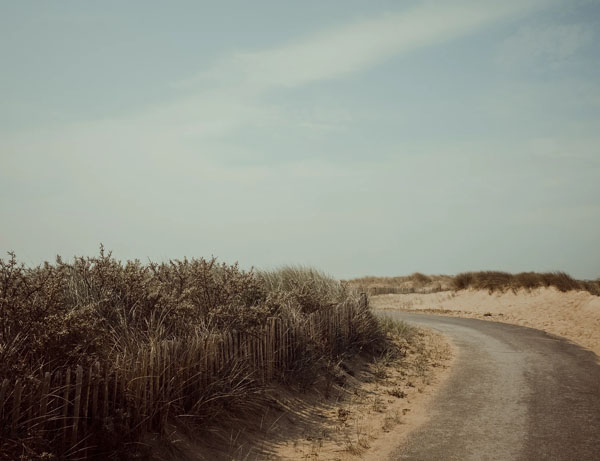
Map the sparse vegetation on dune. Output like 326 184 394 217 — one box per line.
348 271 600 297
0 248 388 459
452 271 600 295
347 273 453 295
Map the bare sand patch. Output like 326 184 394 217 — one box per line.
371 288 600 357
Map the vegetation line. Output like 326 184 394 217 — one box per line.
348 271 600 296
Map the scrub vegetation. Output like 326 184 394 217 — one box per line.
348 273 453 295
0 247 389 459
349 271 600 296
452 271 600 295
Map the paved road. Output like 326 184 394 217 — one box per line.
381 312 600 461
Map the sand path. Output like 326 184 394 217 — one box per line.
371 287 600 356
380 313 600 461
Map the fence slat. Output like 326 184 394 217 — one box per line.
137 349 146 431
11 379 22 437
251 334 257 370
61 368 71 449
39 372 51 433
102 368 109 420
277 318 283 370
227 332 233 365
52 371 62 434
71 365 83 447
218 336 224 375
25 382 34 430
111 367 118 415
262 326 268 382
82 365 92 429
0 378 9 421
153 343 161 431
148 345 155 431
91 362 100 420
159 341 169 433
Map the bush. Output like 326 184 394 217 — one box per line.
0 248 277 380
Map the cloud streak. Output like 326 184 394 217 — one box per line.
113 0 550 146
198 0 546 91
2 0 549 168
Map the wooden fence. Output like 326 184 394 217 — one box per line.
0 297 366 457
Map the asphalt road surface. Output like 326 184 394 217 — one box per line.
381 312 600 461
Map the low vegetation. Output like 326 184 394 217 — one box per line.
452 271 600 295
348 271 600 296
347 273 453 295
0 248 387 459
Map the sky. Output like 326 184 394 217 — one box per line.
1 0 599 279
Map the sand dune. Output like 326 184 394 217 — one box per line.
371 287 600 357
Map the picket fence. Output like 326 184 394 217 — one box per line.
0 297 366 457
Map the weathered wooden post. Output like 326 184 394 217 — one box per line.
71 366 83 448
11 379 23 437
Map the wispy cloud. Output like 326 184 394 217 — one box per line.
194 0 546 91
128 0 549 144
2 0 548 169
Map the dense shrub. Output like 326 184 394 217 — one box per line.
0 248 281 380
0 249 385 458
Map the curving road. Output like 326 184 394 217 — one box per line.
381 312 600 461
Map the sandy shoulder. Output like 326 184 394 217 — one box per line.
371 287 600 357
268 328 454 460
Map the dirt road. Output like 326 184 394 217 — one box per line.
381 312 600 461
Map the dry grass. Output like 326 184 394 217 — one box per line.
347 271 599 297
346 273 453 296
0 248 386 459
452 271 600 295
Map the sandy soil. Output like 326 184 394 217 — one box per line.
371 287 600 357
269 329 453 460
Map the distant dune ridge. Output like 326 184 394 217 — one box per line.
357 272 600 357
348 271 600 296
347 273 454 295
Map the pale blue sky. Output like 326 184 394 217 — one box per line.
1 0 599 279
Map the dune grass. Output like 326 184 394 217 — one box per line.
347 273 453 295
452 271 600 295
347 271 599 296
0 248 387 459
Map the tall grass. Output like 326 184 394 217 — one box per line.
0 249 385 458
259 266 349 313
